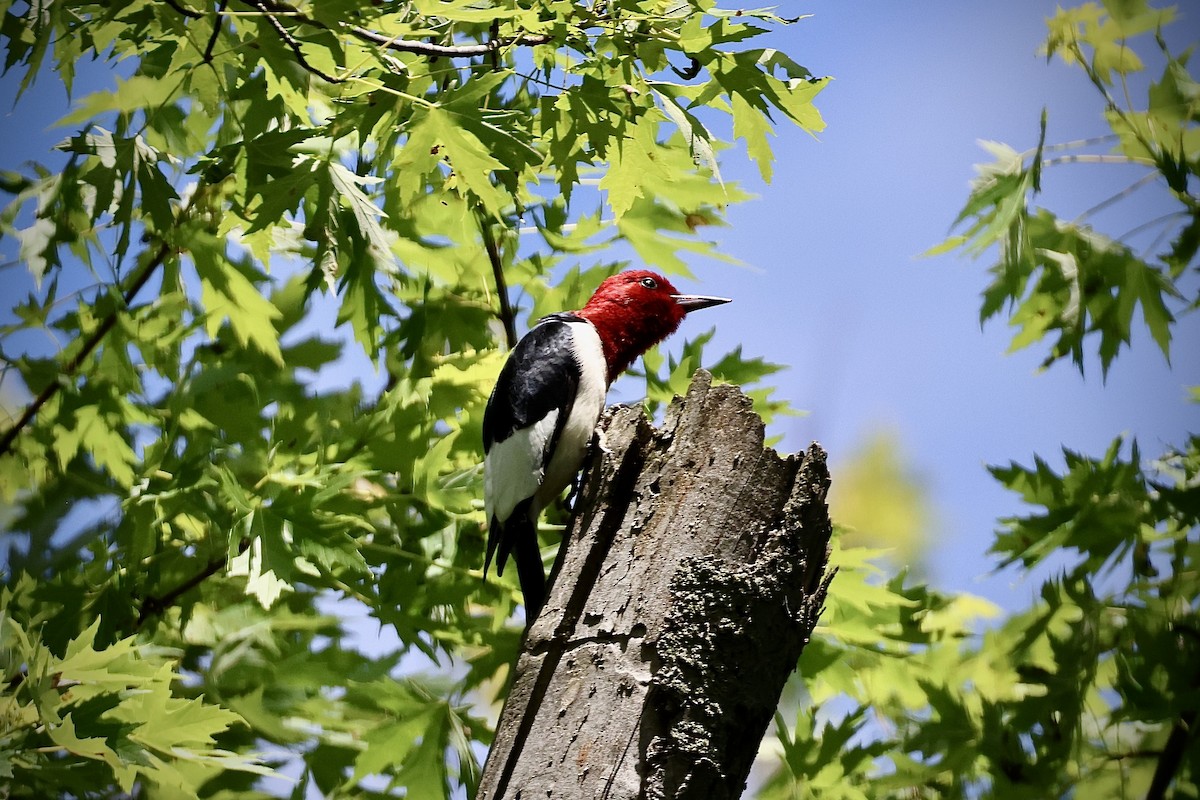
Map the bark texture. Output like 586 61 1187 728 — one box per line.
477 370 833 800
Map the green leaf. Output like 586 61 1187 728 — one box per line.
328 161 390 256
227 512 296 609
651 85 723 189
352 706 437 782
56 404 138 488
988 438 1151 572
415 106 511 215
47 714 120 767
731 90 775 181
192 236 284 365
599 111 672 220
58 75 184 127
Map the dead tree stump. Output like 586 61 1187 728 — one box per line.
477 370 833 800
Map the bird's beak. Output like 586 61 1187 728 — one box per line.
672 294 732 313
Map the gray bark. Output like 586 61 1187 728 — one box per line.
476 370 833 800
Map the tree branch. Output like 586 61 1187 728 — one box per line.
346 21 553 58
249 0 344 83
203 0 228 63
1145 663 1200 800
479 213 517 349
136 538 250 627
0 240 171 460
248 0 552 60
162 0 202 20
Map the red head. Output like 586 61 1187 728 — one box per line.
576 270 730 383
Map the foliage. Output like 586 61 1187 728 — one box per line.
765 2 1199 799
1 577 272 796
768 435 1200 799
3 0 1196 798
927 0 1197 375
0 0 823 797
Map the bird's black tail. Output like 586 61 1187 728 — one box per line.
487 508 547 624
512 528 547 624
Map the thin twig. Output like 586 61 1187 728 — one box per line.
479 212 517 349
249 0 343 83
1117 210 1188 242
1104 749 1163 762
1028 134 1121 158
346 20 552 57
135 538 249 627
360 540 482 579
203 0 229 63
1074 171 1160 224
0 241 171 460
1041 154 1156 168
515 69 570 93
251 0 552 58
162 0 203 20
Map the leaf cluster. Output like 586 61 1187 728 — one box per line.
928 0 1197 375
1 580 270 796
765 435 1200 799
763 4 1200 798
0 0 823 796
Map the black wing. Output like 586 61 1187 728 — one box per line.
482 315 584 602
483 313 583 452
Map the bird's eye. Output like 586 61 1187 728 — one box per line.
639 277 657 289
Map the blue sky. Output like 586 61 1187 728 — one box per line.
681 0 1199 607
2 1 1196 613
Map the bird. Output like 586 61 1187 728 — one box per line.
482 269 731 622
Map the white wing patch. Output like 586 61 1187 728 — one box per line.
485 408 559 524
484 319 608 526
536 322 606 510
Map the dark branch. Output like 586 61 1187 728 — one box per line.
162 0 203 20
479 213 517 349
489 18 501 71
1146 700 1199 799
136 538 250 627
250 0 552 59
1144 653 1200 800
203 0 228 63
250 0 344 83
0 241 170 460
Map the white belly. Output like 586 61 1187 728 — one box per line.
485 320 608 523
534 322 607 512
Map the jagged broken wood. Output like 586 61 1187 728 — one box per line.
476 370 834 800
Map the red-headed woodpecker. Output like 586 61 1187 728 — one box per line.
482 270 731 620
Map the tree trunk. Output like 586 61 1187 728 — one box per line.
476 370 833 800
